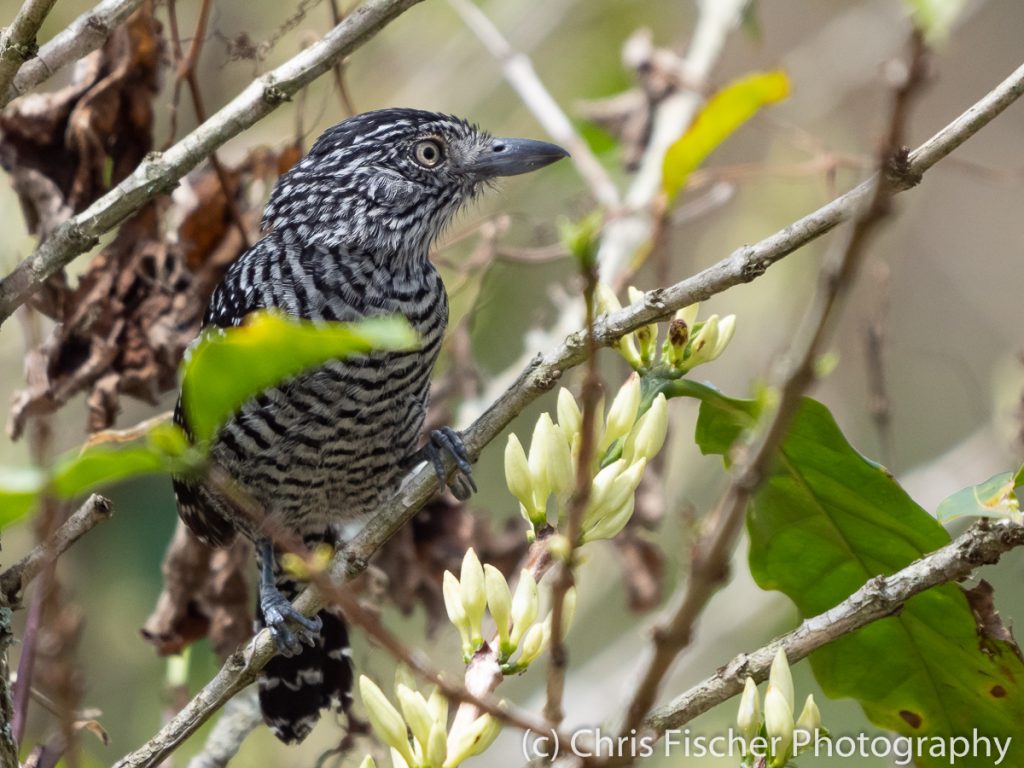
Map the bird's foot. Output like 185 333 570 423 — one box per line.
260 582 322 657
425 427 477 500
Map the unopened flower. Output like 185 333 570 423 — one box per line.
396 683 434 751
622 393 668 464
445 714 501 768
508 570 539 650
601 375 641 452
504 434 537 524
556 388 582 444
597 284 642 368
768 648 795 714
515 621 549 667
795 693 822 739
764 684 794 767
359 676 417 767
459 549 486 649
736 676 761 744
627 287 659 367
443 571 475 656
484 564 512 650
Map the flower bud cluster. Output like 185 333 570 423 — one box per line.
358 669 499 768
736 649 827 767
505 375 668 542
596 286 736 376
442 548 575 671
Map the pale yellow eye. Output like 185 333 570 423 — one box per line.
413 139 444 168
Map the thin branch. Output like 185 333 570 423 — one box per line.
447 0 620 210
644 520 1024 734
0 0 59 105
0 0 428 327
0 495 114 607
185 688 262 768
611 33 930 744
112 56 1024 768
4 0 144 106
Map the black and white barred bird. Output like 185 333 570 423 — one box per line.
172 109 566 743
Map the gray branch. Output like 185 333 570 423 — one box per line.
3 0 144 107
111 57 1024 768
0 0 427 327
644 520 1024 734
0 0 59 105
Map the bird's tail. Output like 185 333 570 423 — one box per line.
256 574 354 743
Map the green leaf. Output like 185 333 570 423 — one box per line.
181 311 419 443
936 472 1021 523
743 398 1024 765
661 70 790 202
0 467 47 527
903 0 965 41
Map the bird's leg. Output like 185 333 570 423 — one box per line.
258 539 322 657
411 427 477 500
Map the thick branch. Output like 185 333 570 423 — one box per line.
113 57 1024 768
3 0 144 106
0 0 427 326
0 0 58 104
644 520 1024 734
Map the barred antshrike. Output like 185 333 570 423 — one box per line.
172 109 566 743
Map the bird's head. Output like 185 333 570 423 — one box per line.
262 108 568 255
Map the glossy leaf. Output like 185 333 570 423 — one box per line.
692 396 1024 765
658 378 762 456
181 311 419 442
661 70 790 201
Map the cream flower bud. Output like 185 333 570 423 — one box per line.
527 414 555 511
426 720 448 767
686 315 721 368
711 314 737 359
595 282 623 314
389 748 410 768
768 648 795 714
359 676 415 767
442 571 473 654
736 677 761 743
459 549 487 648
601 375 641 451
504 434 536 522
556 388 582 443
795 693 822 736
444 714 501 768
596 284 641 368
509 570 539 649
484 564 512 650
584 458 646 536
581 495 635 543
582 459 627 528
357 756 377 768
427 685 448 726
396 684 434 752
764 685 794 766
676 302 700 327
623 394 669 464
515 621 548 667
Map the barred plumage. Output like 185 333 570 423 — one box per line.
172 108 566 743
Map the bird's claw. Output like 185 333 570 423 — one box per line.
427 427 477 499
260 585 322 657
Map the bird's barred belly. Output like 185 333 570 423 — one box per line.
211 343 437 541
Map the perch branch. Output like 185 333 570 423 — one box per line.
0 0 427 326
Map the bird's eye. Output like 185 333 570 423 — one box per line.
413 139 444 168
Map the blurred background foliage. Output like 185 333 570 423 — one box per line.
0 0 1023 765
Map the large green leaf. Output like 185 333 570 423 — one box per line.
181 311 419 442
693 395 1024 764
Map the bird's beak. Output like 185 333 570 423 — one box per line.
464 137 569 177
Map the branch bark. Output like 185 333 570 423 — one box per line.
3 0 144 107
111 57 1024 768
643 520 1024 734
0 0 59 105
0 0 427 327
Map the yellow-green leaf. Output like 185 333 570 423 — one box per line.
0 467 47 527
181 311 419 443
661 70 790 202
